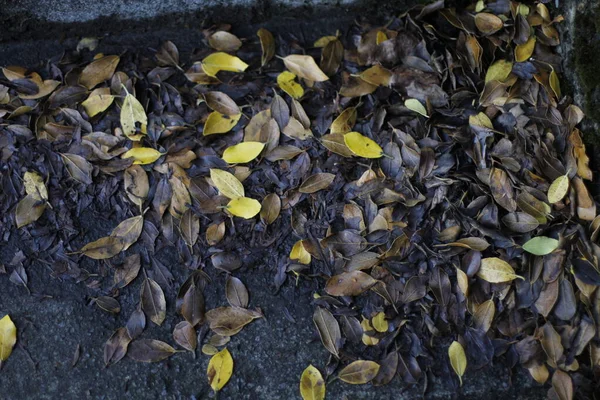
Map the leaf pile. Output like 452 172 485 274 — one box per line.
0 1 598 398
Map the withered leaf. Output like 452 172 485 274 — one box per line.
541 322 563 368
180 209 199 247
60 153 93 185
110 215 143 251
15 194 46 228
257 28 275 66
312 307 341 358
128 339 176 362
502 212 540 233
489 168 516 212
81 236 125 260
95 296 121 314
551 370 573 400
282 55 329 82
260 193 281 225
337 360 380 384
205 306 261 336
325 271 377 297
299 173 336 194
79 55 120 89
204 91 240 116
141 277 166 326
103 327 131 366
178 273 206 327
173 321 197 352
226 276 249 308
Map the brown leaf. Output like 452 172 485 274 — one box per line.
81 236 125 260
173 321 197 352
257 28 275 66
226 276 249 308
204 91 240 116
15 194 46 228
541 322 564 368
103 327 131 366
79 55 120 89
502 212 540 233
325 271 377 296
180 209 199 247
141 277 166 326
110 215 143 251
127 339 176 362
489 168 516 212
205 306 262 336
338 360 380 384
155 41 180 67
551 370 573 400
313 307 341 358
124 165 149 208
212 252 242 272
320 39 344 76
95 296 121 314
260 193 281 225
178 273 206 327
60 153 93 185
299 173 336 194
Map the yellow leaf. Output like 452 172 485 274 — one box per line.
120 92 147 141
371 312 388 333
344 132 383 159
290 240 311 264
314 36 337 48
82 88 114 117
404 98 429 117
226 197 261 219
23 171 47 200
110 215 144 251
210 169 244 199
361 318 379 346
222 142 265 164
359 64 392 87
548 174 569 203
207 348 234 392
300 365 326 400
277 71 304 99
121 147 162 165
330 107 357 134
515 36 536 62
448 341 467 386
282 55 329 82
469 112 493 129
201 52 248 77
485 60 513 83
0 315 17 362
550 69 561 98
376 30 388 45
204 111 242 136
456 267 469 296
478 257 524 283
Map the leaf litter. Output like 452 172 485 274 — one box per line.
0 2 596 399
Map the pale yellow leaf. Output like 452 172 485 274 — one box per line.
330 107 357 134
478 257 524 283
210 169 244 199
290 240 311 264
121 147 162 165
449 341 466 386
548 174 569 204
120 92 147 141
0 315 17 362
82 88 114 117
282 55 329 82
485 60 513 83
23 171 47 200
404 98 428 117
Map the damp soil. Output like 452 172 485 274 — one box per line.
0 2 551 399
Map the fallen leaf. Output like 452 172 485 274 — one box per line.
0 315 17 362
204 91 240 116
300 365 326 400
128 339 176 362
141 277 166 326
404 98 428 117
522 236 559 256
448 341 466 386
282 55 329 82
207 348 234 392
548 174 569 204
277 71 304 99
110 215 143 250
173 321 197 352
79 55 120 89
222 142 265 164
204 111 242 136
338 360 380 384
120 91 147 141
81 236 125 259
313 307 341 357
344 132 383 158
478 258 523 283
208 31 242 52
210 169 245 199
325 271 377 296
257 28 275 66
226 197 261 219
205 306 261 336
202 52 248 77
299 173 336 193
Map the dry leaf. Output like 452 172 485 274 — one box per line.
110 215 143 250
141 277 166 326
120 91 147 141
325 271 377 296
121 147 162 165
207 348 234 392
79 55 120 89
277 71 304 99
81 236 125 259
448 341 466 386
205 306 261 336
344 132 383 158
257 28 275 66
282 55 329 82
478 258 523 283
202 52 248 77
313 307 341 358
210 169 245 199
223 142 265 164
0 315 17 362
204 91 240 116
173 321 197 352
338 360 380 384
226 197 261 219
300 365 326 400
299 173 336 193
204 111 242 136
208 31 242 52
548 174 569 204
128 339 176 362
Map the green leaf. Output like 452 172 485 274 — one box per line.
522 236 559 256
